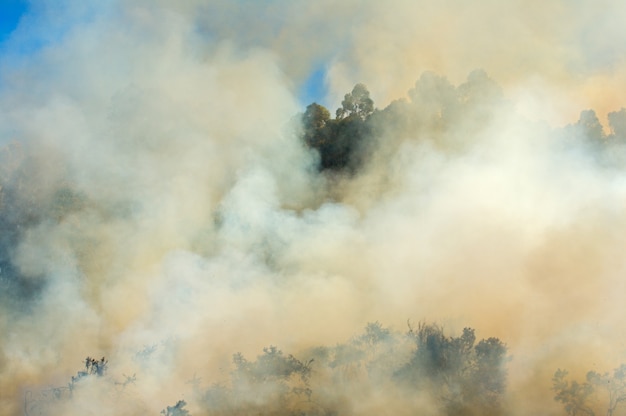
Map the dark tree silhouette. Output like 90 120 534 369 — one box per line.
300 84 375 172
396 323 508 416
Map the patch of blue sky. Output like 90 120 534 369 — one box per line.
0 1 113 96
0 0 28 42
298 64 328 108
1 1 112 56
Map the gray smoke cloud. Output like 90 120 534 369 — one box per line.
2 1 626 415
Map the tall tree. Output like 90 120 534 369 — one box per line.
552 369 596 416
608 108 626 140
576 109 606 142
303 103 330 134
301 84 375 172
336 83 374 120
396 323 508 415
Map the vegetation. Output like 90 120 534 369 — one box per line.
299 70 506 173
10 69 626 415
553 365 626 416
24 356 109 416
396 323 508 415
26 323 510 415
161 400 190 416
299 69 626 180
301 83 374 172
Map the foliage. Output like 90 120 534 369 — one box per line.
608 108 626 140
302 102 331 148
161 400 190 416
573 109 606 143
336 83 374 120
202 345 315 415
356 321 392 349
300 84 375 172
408 71 460 133
24 356 111 416
232 345 313 385
298 70 510 174
587 365 626 416
553 364 626 416
24 323 510 415
396 323 508 415
196 322 507 416
68 356 108 395
553 369 596 416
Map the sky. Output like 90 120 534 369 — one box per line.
0 0 27 42
3 1 626 415
298 65 328 107
0 1 26 34
0 0 329 106
2 1 626 120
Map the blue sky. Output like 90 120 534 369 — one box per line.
298 65 328 108
0 1 329 107
0 0 28 44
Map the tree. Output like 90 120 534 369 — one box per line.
160 400 190 416
552 369 596 416
69 356 109 394
576 109 606 142
608 108 626 140
396 323 508 415
317 115 370 171
408 71 459 129
336 83 374 120
204 346 316 415
25 356 112 415
457 69 503 106
356 321 391 349
472 337 508 408
587 365 626 416
300 84 375 172
302 103 331 147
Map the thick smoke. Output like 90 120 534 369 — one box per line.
2 1 626 415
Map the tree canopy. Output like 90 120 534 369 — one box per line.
300 83 375 172
336 83 374 120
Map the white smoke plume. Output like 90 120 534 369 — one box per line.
1 1 626 415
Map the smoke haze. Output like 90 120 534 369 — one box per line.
2 1 626 415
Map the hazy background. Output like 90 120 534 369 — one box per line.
2 1 626 414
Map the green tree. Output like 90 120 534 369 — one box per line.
302 103 331 147
318 115 370 171
336 83 374 120
300 84 375 172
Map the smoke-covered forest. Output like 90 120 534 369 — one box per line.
3 1 626 415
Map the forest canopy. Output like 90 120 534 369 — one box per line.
25 322 509 416
299 70 626 176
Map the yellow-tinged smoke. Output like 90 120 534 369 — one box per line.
1 1 626 415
